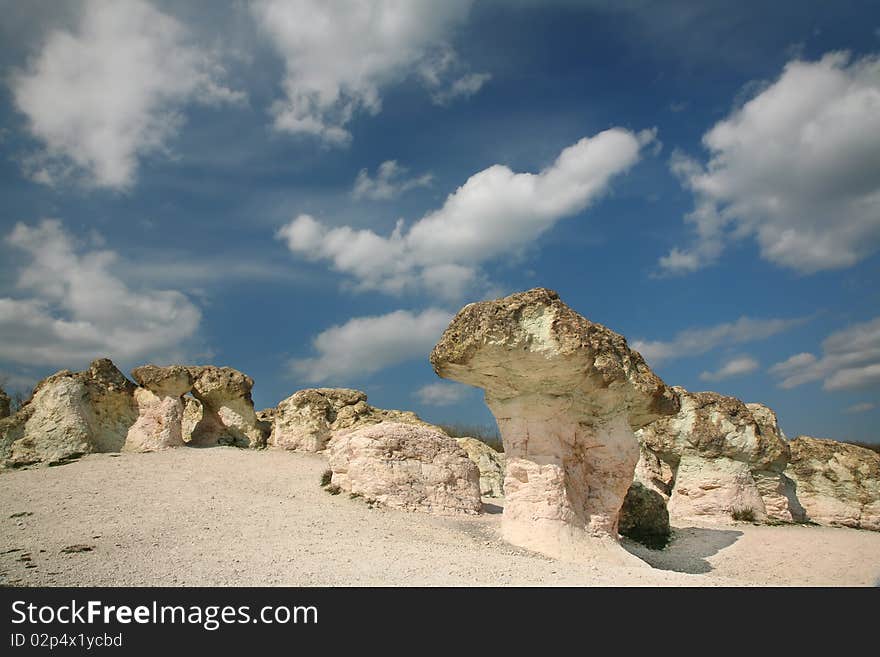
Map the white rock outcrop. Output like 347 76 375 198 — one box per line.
328 422 482 515
635 388 804 524
430 288 679 560
2 359 137 467
125 365 193 452
186 366 268 448
125 364 268 452
785 436 880 531
269 388 434 452
455 437 506 498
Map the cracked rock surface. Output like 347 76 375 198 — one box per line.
328 421 482 515
785 436 880 531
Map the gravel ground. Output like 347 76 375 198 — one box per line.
1 448 878 587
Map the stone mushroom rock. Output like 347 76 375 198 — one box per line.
635 388 804 524
186 366 268 448
430 287 679 560
125 365 193 452
455 437 506 498
328 422 482 515
270 387 437 452
0 385 10 419
3 358 137 467
785 436 880 531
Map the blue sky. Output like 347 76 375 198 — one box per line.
1 0 879 443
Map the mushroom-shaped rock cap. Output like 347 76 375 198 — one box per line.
430 288 678 428
187 366 255 403
131 365 193 397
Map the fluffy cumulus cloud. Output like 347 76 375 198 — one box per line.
699 355 759 381
661 51 880 274
0 220 201 367
289 308 452 383
770 317 880 391
279 128 653 300
352 160 433 201
633 316 805 365
10 0 244 190
414 381 470 406
252 0 486 144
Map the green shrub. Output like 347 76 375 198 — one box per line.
438 423 503 452
320 469 333 487
731 507 756 522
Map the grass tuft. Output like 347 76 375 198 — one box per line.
731 507 756 522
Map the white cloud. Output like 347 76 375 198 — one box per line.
0 220 201 368
770 317 880 391
699 355 759 381
660 51 880 274
352 160 433 201
10 0 244 190
289 308 453 383
845 402 876 414
279 128 653 300
414 381 470 406
252 0 485 144
633 316 805 365
418 45 491 104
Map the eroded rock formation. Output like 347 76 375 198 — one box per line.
125 365 193 452
430 288 678 560
269 387 434 452
328 422 482 515
634 388 804 524
786 436 880 531
455 437 506 498
2 359 137 467
127 364 268 451
0 386 10 419
186 366 269 448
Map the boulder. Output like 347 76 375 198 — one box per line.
181 396 204 444
635 388 804 523
455 437 506 498
328 422 482 515
187 366 268 448
125 365 192 452
785 436 880 531
619 481 670 546
270 387 436 452
256 408 274 425
430 287 678 560
2 359 137 467
0 385 10 419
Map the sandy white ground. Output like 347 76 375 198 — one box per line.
1 448 878 587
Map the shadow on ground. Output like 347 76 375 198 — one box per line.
622 526 743 574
